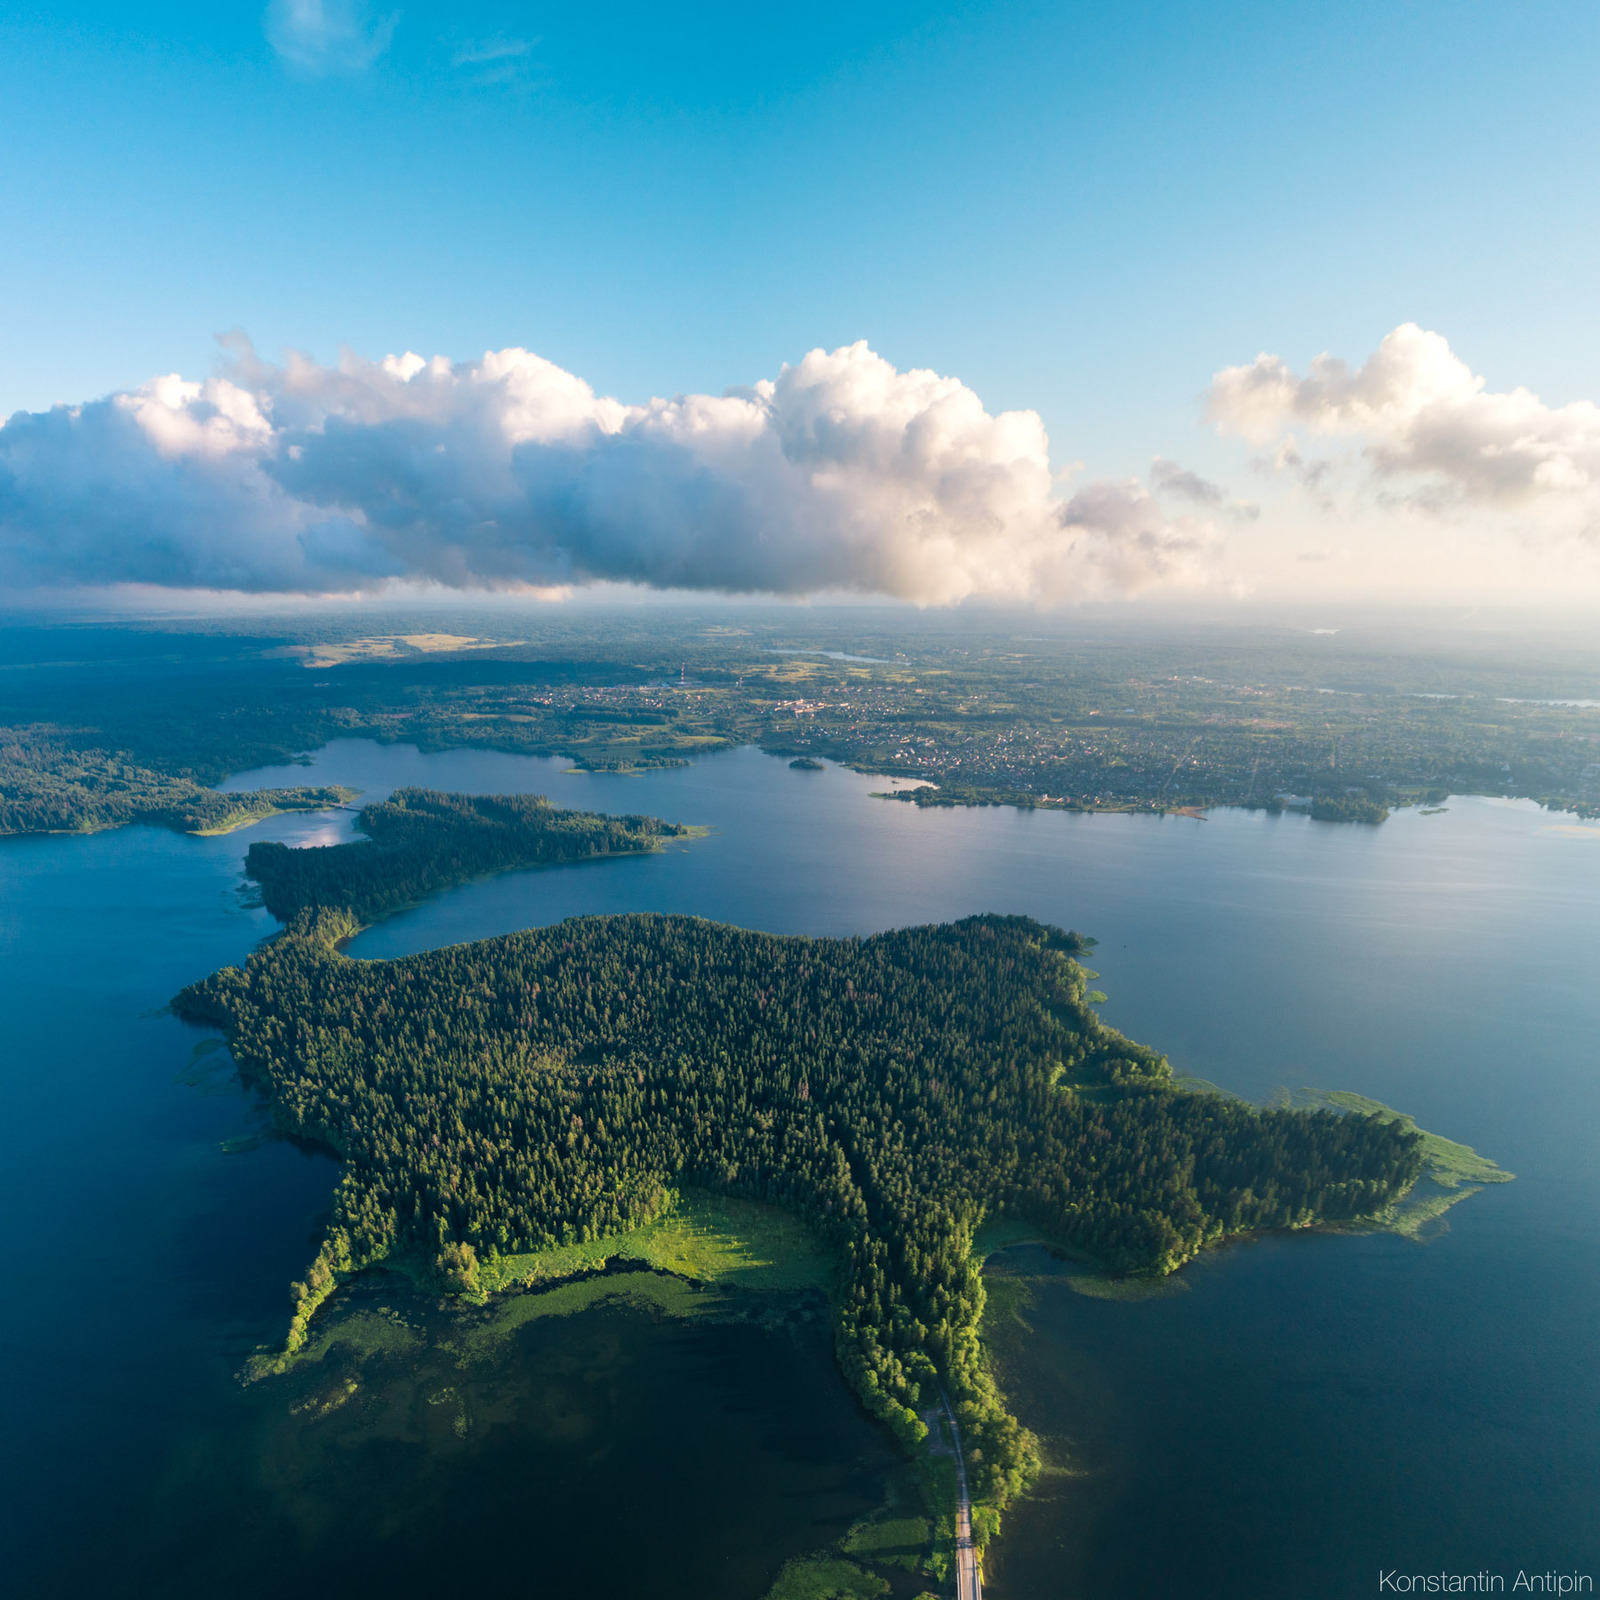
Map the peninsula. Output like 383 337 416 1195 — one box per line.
0 729 355 836
174 909 1424 1544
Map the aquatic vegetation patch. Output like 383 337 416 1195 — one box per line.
763 1556 889 1600
174 1036 238 1096
1385 1183 1484 1240
448 1265 735 1360
289 1377 360 1419
842 1514 931 1570
1062 1271 1191 1302
219 1131 272 1154
977 1271 1035 1336
252 1304 425 1380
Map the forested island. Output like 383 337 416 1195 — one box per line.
174 910 1424 1542
0 729 354 835
245 787 694 923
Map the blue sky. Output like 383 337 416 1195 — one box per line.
4 1 1600 606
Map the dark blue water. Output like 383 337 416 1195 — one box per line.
5 741 1596 1596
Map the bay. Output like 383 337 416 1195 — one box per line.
3 740 1595 1596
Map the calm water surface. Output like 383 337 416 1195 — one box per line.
3 741 1595 1597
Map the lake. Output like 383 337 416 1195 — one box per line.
3 740 1595 1597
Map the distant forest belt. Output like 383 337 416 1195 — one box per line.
9 620 1600 835
244 787 697 924
174 910 1426 1538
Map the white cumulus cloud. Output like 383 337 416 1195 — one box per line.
1208 323 1600 531
0 340 1221 603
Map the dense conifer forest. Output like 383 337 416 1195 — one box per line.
175 910 1423 1518
245 787 691 923
0 730 353 834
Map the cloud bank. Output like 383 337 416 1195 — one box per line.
0 341 1217 603
1209 323 1600 532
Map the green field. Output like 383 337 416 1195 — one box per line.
473 1188 836 1297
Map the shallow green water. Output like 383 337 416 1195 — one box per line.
4 741 1596 1596
139 1271 882 1600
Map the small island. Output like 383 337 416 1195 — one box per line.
244 787 696 923
789 757 826 770
175 909 1426 1557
